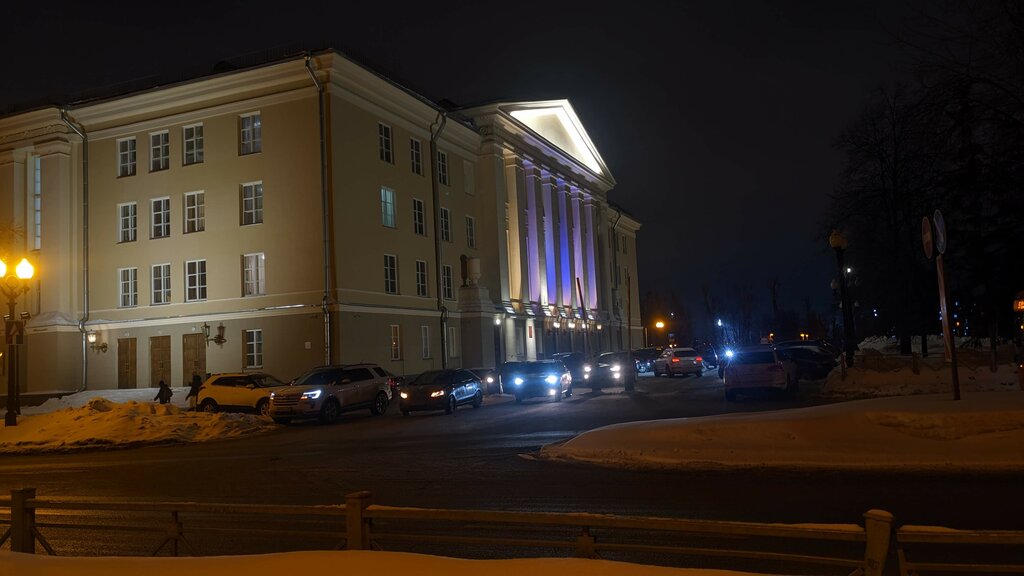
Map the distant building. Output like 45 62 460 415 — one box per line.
0 50 641 395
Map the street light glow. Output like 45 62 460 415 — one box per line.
716 319 722 327
655 321 665 329
16 258 34 279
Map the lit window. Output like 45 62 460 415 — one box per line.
118 267 138 308
415 260 428 297
465 215 476 249
184 191 205 234
151 263 171 305
118 202 137 243
151 197 170 239
390 324 402 360
437 150 449 185
410 138 422 175
384 254 398 294
381 187 396 228
420 325 430 359
117 137 136 177
185 259 207 302
241 182 263 225
412 198 426 236
378 123 393 163
240 113 262 155
242 253 266 296
150 131 169 171
442 265 453 300
440 207 451 242
245 329 263 368
183 124 204 165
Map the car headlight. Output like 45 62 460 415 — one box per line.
583 365 592 373
514 377 523 386
486 376 494 383
301 389 322 400
430 390 444 398
270 392 275 398
545 375 558 384
610 364 621 372
399 392 408 399
725 349 735 359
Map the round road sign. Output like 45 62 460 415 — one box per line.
921 216 933 260
933 209 947 255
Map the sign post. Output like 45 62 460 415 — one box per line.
924 210 960 400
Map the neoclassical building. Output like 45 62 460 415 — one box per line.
0 50 641 396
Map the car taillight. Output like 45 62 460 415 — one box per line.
671 358 680 363
695 356 703 363
387 377 397 388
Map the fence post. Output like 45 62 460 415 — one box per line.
11 488 36 554
345 491 373 550
862 509 893 576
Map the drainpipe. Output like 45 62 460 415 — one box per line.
61 109 90 392
305 54 332 365
430 112 448 368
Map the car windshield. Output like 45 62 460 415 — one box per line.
733 351 776 365
598 353 628 364
293 369 336 387
674 350 697 358
251 374 286 388
409 370 453 385
519 362 563 373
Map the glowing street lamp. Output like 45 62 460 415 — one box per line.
655 321 665 329
2 257 35 427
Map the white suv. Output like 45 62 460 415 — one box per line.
653 347 705 377
268 364 394 424
197 372 289 416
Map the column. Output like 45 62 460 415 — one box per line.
479 138 509 303
541 169 558 308
557 179 574 306
523 160 542 305
36 140 75 316
570 186 585 313
503 152 527 305
583 195 599 314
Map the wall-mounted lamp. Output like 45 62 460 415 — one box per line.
203 322 227 347
553 321 561 329
87 332 107 354
493 316 502 326
567 321 576 329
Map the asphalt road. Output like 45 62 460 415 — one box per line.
2 370 1021 567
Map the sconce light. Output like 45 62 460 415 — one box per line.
597 324 603 331
203 322 227 347
87 332 107 353
553 320 561 329
567 321 576 329
493 315 502 326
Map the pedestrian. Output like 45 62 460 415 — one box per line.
154 380 173 405
186 373 203 411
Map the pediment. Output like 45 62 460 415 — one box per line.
500 100 610 179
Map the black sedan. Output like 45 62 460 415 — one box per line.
507 360 573 403
591 351 637 389
398 369 483 415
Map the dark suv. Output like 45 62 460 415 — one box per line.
268 364 394 424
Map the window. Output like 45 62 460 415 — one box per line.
239 113 262 155
183 124 204 165
410 138 422 175
117 137 136 177
118 203 137 243
150 131 169 171
151 197 170 239
241 182 263 225
390 324 402 360
184 191 205 233
32 157 40 250
448 326 458 358
185 259 207 302
412 198 426 236
118 267 138 308
440 207 451 242
465 215 476 249
244 329 263 368
442 265 453 300
437 150 449 185
384 254 398 294
381 187 396 228
378 123 393 163
420 325 430 359
152 263 171 305
243 253 266 296
415 260 428 297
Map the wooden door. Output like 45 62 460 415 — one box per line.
117 338 137 389
182 333 206 385
150 336 171 389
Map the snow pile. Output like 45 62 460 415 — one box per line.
22 386 193 414
820 359 1019 398
0 397 275 454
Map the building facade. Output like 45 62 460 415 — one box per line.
0 51 641 395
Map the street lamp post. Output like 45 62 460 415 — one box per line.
2 257 35 427
828 230 856 367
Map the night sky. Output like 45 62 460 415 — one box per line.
0 1 915 333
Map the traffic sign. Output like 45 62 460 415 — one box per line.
933 209 947 254
921 216 933 260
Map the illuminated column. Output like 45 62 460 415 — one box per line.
571 186 585 312
0 150 27 236
557 179 574 306
583 195 598 313
541 169 558 308
35 140 75 315
479 138 510 304
504 152 527 305
524 160 542 305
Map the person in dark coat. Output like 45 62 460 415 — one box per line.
186 373 203 411
154 380 173 405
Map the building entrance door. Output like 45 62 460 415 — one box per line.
117 338 137 389
182 333 206 385
150 335 171 389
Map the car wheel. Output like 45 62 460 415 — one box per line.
566 385 573 398
255 399 270 417
725 389 737 402
445 395 457 414
318 399 340 424
554 387 563 402
272 417 292 425
471 391 483 408
199 399 218 413
371 391 389 415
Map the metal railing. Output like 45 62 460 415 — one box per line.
3 487 1017 574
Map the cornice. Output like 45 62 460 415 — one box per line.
0 108 71 150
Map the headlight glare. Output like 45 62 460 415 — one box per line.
611 364 621 372
583 365 592 373
514 377 524 386
301 389 322 400
399 392 408 399
545 375 557 384
430 390 444 398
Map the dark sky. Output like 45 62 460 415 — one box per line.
0 0 914 333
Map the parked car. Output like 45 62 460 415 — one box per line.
591 351 638 388
697 345 720 369
197 372 289 416
632 347 661 373
722 346 798 401
498 361 528 393
550 352 592 384
268 364 394 424
506 360 573 403
468 368 499 394
398 369 483 415
653 347 704 377
774 345 838 380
